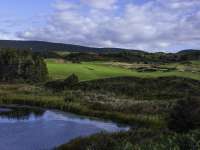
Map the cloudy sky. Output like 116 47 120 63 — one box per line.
0 0 200 52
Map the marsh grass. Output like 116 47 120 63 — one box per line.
57 128 200 150
0 83 164 128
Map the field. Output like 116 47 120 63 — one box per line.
47 59 200 81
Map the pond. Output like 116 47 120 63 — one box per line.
0 106 129 150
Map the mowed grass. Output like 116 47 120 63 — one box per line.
47 59 200 81
47 60 135 81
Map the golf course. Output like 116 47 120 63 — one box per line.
47 59 200 81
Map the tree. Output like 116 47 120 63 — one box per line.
0 49 48 82
168 98 200 133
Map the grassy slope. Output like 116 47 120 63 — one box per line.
47 59 200 81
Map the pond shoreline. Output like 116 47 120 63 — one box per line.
0 105 129 150
0 98 162 129
0 104 131 129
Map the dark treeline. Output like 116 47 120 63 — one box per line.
64 50 200 63
0 49 48 82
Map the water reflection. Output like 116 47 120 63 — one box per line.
0 106 44 120
0 106 129 150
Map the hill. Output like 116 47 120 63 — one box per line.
0 40 199 54
178 49 200 54
0 40 144 54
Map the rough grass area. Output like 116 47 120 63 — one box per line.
57 129 200 150
46 59 200 81
74 76 200 100
0 83 163 128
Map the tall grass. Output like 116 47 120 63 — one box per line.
0 84 164 128
57 128 200 150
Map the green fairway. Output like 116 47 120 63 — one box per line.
47 59 200 81
47 60 135 81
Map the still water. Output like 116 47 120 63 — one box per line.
0 106 129 150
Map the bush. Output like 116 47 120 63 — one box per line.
64 74 79 87
45 74 79 91
168 98 200 133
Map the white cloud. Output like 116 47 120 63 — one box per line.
17 0 200 52
158 0 200 9
0 30 20 40
81 0 117 10
0 32 11 40
53 0 79 10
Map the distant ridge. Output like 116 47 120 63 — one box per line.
177 49 200 54
0 40 146 54
0 40 199 54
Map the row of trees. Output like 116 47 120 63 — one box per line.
0 49 48 82
63 51 200 64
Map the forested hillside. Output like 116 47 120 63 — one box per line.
0 40 139 53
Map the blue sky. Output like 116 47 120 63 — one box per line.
0 0 200 52
0 0 52 17
0 0 53 38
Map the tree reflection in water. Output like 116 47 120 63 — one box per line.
0 106 45 120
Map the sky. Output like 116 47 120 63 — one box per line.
0 0 200 52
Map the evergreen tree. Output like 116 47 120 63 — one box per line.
0 49 48 82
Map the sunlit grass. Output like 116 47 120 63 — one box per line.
47 60 200 81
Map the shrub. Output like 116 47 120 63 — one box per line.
45 74 79 91
64 74 79 87
168 98 200 133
